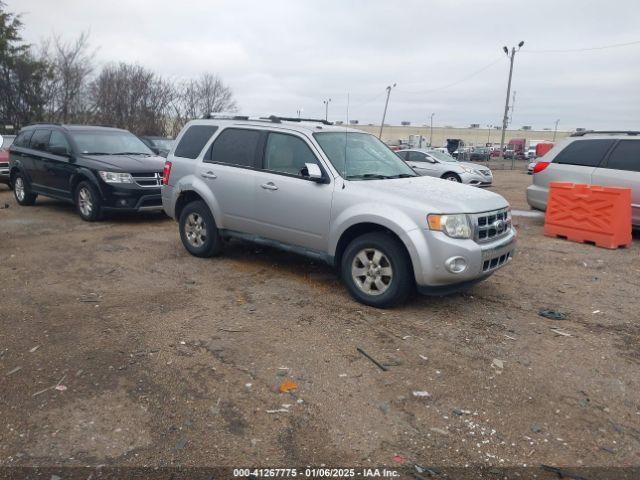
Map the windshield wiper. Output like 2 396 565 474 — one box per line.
347 173 391 180
386 173 416 178
113 152 151 156
83 152 112 155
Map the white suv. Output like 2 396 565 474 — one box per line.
162 115 516 307
527 131 640 226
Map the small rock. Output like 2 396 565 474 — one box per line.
412 391 431 399
378 403 390 414
175 438 188 450
452 408 464 416
531 423 542 433
492 358 504 369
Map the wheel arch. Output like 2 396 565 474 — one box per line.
441 171 461 181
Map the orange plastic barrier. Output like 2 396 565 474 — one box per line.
544 182 632 249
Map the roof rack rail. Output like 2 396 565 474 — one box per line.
263 115 333 126
570 130 640 137
29 122 61 126
201 113 250 120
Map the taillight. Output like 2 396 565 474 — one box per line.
162 161 172 185
533 161 550 174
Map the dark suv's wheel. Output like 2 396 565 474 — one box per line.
75 181 102 221
179 200 222 257
341 232 413 308
13 173 38 206
442 173 461 182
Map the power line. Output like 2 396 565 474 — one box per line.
395 57 503 95
523 39 640 53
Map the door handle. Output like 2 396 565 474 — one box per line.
261 182 279 191
200 171 217 179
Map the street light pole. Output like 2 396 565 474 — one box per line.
499 41 524 168
486 124 493 144
429 112 435 147
553 119 560 141
379 83 396 139
323 98 331 121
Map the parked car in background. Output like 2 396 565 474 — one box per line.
0 134 16 185
162 116 514 307
469 146 490 162
527 131 640 227
397 148 493 186
527 161 536 174
9 124 166 220
140 136 174 157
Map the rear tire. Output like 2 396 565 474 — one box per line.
13 173 37 206
442 173 461 182
341 232 413 308
179 200 223 258
75 181 102 221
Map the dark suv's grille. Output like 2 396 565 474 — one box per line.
132 172 162 188
471 208 511 243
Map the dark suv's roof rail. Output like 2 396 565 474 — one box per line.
570 130 640 137
264 115 333 126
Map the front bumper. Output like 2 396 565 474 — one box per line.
461 170 493 187
411 227 516 288
99 183 164 212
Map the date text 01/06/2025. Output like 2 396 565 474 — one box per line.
232 468 401 478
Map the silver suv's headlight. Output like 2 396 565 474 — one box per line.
99 171 133 184
427 214 472 239
461 166 474 173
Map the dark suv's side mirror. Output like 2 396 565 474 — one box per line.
48 145 70 156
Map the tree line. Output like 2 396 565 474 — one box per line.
0 2 237 137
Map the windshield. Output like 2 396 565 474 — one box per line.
71 131 153 155
314 132 416 180
151 138 173 150
427 150 457 162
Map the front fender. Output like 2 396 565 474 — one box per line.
70 168 103 197
173 175 224 227
329 205 431 284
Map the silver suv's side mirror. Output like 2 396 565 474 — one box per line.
303 162 323 181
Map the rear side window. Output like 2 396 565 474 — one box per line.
174 125 218 159
553 139 615 167
605 140 640 173
208 128 261 168
30 129 52 151
13 130 34 148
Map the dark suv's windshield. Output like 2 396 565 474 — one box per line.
314 132 416 180
71 131 153 155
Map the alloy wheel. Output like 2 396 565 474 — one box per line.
15 177 25 201
78 187 93 217
184 213 208 247
351 248 393 296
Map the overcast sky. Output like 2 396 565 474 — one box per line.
7 0 640 130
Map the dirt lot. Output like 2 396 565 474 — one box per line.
1 170 639 474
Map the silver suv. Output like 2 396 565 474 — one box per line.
527 131 640 226
396 148 493 186
162 116 516 307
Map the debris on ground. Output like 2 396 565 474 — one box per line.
392 454 406 464
266 408 289 414
29 345 40 353
492 358 504 370
54 384 67 392
531 423 543 433
6 366 22 376
550 328 572 337
279 380 298 393
356 347 388 371
430 427 449 435
412 391 431 399
538 309 567 320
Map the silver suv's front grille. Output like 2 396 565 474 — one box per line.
471 208 511 243
132 172 162 188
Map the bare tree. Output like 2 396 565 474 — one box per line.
170 73 237 135
90 63 175 136
41 31 94 123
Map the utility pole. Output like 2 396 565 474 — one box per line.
499 41 524 167
553 119 560 141
486 124 493 144
323 98 331 121
429 112 435 147
379 83 396 139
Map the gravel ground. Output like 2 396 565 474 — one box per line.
0 170 639 474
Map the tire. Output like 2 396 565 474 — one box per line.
179 200 222 258
442 173 461 182
13 173 37 206
341 232 413 308
75 181 102 221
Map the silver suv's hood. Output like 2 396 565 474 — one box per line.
348 175 508 214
